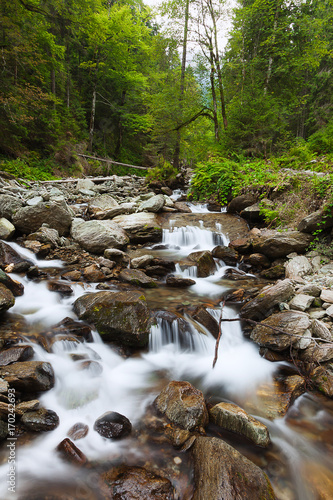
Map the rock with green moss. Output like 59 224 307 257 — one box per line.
73 290 151 347
0 283 15 313
119 269 157 288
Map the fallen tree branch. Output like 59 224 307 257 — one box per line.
76 154 148 170
213 300 225 368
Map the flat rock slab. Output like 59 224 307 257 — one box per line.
0 345 34 366
73 290 151 347
240 279 294 321
113 212 162 243
285 256 312 279
158 213 249 241
0 361 55 392
119 269 157 288
250 310 311 351
320 289 333 304
71 218 129 253
209 402 270 447
192 436 276 500
289 294 315 312
251 230 313 259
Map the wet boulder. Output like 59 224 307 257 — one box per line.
0 283 15 313
113 212 162 243
56 438 87 465
71 218 129 253
240 279 294 321
0 269 24 296
154 381 209 431
186 306 219 338
0 240 31 267
21 408 59 431
100 466 174 500
73 290 151 347
209 402 271 447
0 361 55 392
12 202 72 236
119 268 158 288
250 310 311 351
192 436 276 500
188 250 216 277
82 264 105 282
212 245 239 265
27 226 61 247
165 276 196 288
311 363 333 398
251 230 313 259
67 422 89 441
0 345 34 366
94 411 132 439
130 254 155 269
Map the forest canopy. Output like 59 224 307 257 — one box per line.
1 0 333 175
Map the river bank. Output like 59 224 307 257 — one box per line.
0 173 332 499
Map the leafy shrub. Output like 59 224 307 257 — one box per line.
146 159 178 183
189 156 238 203
308 120 333 154
0 157 57 181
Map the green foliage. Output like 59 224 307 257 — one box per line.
146 159 178 183
308 119 333 154
0 158 57 181
189 156 238 203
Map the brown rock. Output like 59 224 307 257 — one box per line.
82 264 105 282
251 230 313 259
0 269 24 296
154 380 208 430
228 193 257 214
119 268 158 288
100 466 174 500
0 361 55 392
209 402 271 447
187 306 219 339
56 438 87 465
61 270 81 281
240 279 294 321
0 283 15 313
21 408 59 431
192 436 276 500
47 282 73 295
0 345 34 366
165 276 196 288
229 238 252 255
94 411 132 439
67 422 89 440
188 250 216 277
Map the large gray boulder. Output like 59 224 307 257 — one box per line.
188 251 216 277
88 194 119 216
250 310 311 351
0 194 23 221
138 194 165 213
154 381 208 431
71 218 129 253
192 436 276 500
251 230 313 259
113 212 162 243
73 290 151 347
0 218 15 240
240 279 294 321
228 194 257 214
12 202 72 236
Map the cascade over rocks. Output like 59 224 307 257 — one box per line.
73 290 151 347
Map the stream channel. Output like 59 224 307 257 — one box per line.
0 200 333 499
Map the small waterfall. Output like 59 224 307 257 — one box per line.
162 223 228 254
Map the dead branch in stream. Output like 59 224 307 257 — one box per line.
212 300 225 368
220 317 332 346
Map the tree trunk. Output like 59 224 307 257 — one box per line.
264 2 280 94
173 0 190 170
209 48 219 141
88 87 96 152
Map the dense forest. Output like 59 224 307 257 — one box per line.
1 0 333 178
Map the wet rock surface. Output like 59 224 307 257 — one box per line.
94 411 132 439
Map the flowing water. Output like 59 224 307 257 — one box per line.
0 203 333 499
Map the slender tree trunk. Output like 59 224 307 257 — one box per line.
173 0 190 170
114 90 126 159
88 87 96 152
264 2 280 94
208 0 227 129
209 48 219 141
